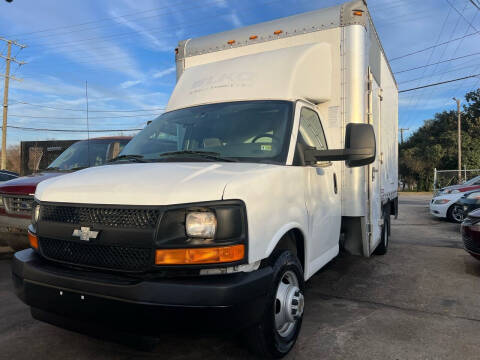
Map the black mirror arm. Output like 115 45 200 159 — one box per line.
304 148 374 164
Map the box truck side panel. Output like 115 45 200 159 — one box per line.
380 52 399 202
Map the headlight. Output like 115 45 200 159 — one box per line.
33 204 40 223
186 211 217 238
467 192 480 200
434 199 450 204
450 190 460 194
0 197 3 208
154 201 247 266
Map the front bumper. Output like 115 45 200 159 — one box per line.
429 201 451 218
12 249 273 334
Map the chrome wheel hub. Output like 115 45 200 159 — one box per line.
453 206 464 222
274 270 304 338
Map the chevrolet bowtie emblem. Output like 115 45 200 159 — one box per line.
72 227 99 241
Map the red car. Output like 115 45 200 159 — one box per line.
0 137 131 250
461 208 480 260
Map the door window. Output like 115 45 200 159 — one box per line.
298 108 327 150
294 107 328 165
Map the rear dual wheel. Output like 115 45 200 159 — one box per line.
374 209 390 255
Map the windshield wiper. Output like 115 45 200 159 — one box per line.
107 154 148 163
158 150 237 162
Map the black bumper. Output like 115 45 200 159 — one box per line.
12 249 272 334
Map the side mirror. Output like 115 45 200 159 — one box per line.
304 123 376 168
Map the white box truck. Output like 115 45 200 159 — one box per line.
12 0 398 357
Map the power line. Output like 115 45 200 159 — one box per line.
8 100 165 112
17 0 223 43
8 113 161 119
469 0 480 10
27 0 282 50
398 62 480 84
446 0 479 32
394 51 480 74
7 125 143 132
443 0 480 99
399 5 453 129
5 0 191 38
399 73 480 93
389 30 480 61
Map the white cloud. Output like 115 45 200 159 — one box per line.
120 80 142 89
109 9 170 51
153 66 176 79
228 11 243 28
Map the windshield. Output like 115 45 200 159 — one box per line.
465 176 480 185
47 139 129 171
120 101 293 164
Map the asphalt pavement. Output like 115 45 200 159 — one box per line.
1 193 479 359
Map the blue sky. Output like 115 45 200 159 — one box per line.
0 0 479 145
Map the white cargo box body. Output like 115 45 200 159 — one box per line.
170 0 398 255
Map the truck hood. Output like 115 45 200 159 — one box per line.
35 162 278 205
0 171 64 195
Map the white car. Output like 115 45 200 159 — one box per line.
430 192 465 222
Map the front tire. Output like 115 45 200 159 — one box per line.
447 204 464 223
245 250 304 358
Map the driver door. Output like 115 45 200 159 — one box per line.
295 105 341 276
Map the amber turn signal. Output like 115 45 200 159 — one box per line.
353 10 364 16
28 231 39 250
155 245 245 265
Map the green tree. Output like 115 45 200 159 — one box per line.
400 88 480 191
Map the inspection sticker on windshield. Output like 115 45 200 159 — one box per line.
260 145 272 151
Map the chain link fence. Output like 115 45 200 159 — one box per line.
433 168 480 194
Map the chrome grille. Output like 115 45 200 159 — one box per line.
3 195 34 216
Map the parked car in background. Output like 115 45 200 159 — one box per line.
0 170 18 182
436 175 480 195
0 137 131 250
430 192 465 223
461 208 480 260
455 190 480 220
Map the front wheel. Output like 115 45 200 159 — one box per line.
245 250 304 358
447 204 464 223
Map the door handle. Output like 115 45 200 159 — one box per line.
333 173 338 194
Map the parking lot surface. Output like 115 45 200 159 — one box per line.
1 193 479 359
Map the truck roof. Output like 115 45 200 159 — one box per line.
176 0 396 88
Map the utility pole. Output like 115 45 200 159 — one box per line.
0 37 26 169
453 97 462 182
399 128 409 144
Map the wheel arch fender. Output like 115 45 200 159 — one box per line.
265 222 307 274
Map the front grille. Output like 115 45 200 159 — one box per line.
3 195 34 216
41 205 160 229
39 237 153 272
463 234 480 254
